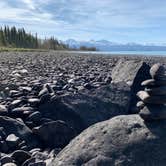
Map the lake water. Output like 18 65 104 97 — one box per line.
76 51 166 56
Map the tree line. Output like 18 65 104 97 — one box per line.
0 26 69 50
0 26 97 51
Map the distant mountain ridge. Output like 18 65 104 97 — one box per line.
64 39 166 51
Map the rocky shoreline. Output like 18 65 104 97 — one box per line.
0 51 166 166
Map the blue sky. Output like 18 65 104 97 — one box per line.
0 0 166 44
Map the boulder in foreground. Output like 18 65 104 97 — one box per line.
51 115 166 166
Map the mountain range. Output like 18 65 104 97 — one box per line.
64 39 166 51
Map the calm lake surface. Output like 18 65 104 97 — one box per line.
75 51 166 57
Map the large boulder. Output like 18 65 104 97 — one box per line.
51 115 166 166
0 116 39 149
39 83 130 131
111 59 151 113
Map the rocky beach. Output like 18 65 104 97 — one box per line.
0 51 166 166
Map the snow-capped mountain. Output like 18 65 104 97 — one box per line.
64 39 166 51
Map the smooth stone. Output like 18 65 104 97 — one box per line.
0 156 13 165
29 148 41 154
8 99 23 110
139 105 166 121
11 150 31 165
136 101 145 109
83 83 93 90
137 91 166 104
150 63 165 80
28 111 42 123
2 163 17 166
10 107 34 117
6 134 20 149
0 105 8 116
145 86 166 95
38 88 48 97
141 79 166 86
28 98 40 107
22 157 36 166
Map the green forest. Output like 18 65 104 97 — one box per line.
0 26 69 50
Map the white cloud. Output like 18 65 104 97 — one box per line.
21 0 35 10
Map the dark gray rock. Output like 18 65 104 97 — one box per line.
145 86 166 95
22 157 36 166
141 79 166 86
8 99 23 110
0 156 13 165
0 116 39 149
0 140 9 153
139 105 166 121
39 84 130 132
0 104 8 116
28 111 42 123
10 106 34 118
52 115 166 166
30 161 46 166
28 98 40 107
137 91 166 104
111 59 151 113
33 120 75 148
11 150 31 165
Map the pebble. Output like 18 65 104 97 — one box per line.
0 156 13 165
28 111 42 123
6 134 20 149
